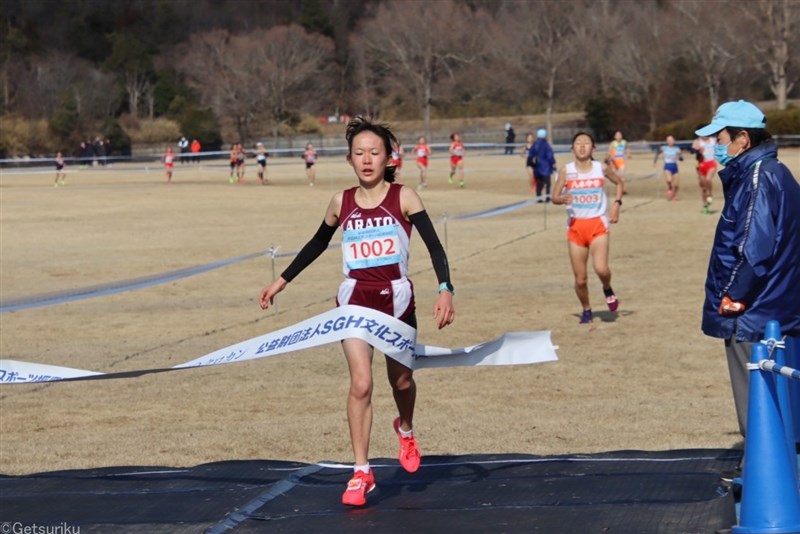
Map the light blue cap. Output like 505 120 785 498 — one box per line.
536 128 547 138
695 100 766 137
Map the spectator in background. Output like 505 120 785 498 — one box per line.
86 140 96 167
104 138 112 165
178 136 189 164
94 137 106 166
528 129 557 202
191 139 201 163
521 132 536 192
77 141 90 168
504 123 516 155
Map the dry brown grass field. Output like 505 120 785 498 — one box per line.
1 146 798 476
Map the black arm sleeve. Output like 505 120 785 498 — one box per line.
280 221 337 282
408 210 451 286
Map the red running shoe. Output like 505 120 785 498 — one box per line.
341 470 376 506
393 417 421 473
606 294 619 312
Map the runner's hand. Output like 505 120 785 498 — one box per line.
433 291 455 330
259 278 287 310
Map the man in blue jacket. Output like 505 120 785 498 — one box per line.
695 100 800 438
528 128 557 202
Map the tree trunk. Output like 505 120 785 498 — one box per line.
423 83 432 141
545 67 556 144
128 94 138 117
769 43 789 110
705 72 719 117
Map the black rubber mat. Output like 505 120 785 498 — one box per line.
0 449 740 533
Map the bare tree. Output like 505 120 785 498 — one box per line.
352 0 491 139
739 0 799 110
604 2 679 133
174 26 335 143
14 52 118 120
104 34 155 118
251 25 337 139
494 0 579 142
174 29 252 140
674 1 741 116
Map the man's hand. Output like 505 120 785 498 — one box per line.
719 295 746 316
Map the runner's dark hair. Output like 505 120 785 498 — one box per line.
345 116 398 183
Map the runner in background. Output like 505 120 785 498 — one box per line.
606 131 630 195
259 116 455 508
607 131 630 176
255 142 269 185
692 134 717 214
653 135 683 201
414 136 432 191
163 146 175 184
390 139 404 181
235 143 246 183
303 143 317 186
448 132 465 188
228 144 238 184
552 132 624 324
54 151 66 187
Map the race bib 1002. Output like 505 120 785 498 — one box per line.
343 225 401 270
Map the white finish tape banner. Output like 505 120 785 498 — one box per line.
0 305 558 384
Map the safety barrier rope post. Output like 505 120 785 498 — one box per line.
765 320 798 482
443 215 449 254
787 335 800 449
733 342 800 533
543 199 548 231
267 245 279 315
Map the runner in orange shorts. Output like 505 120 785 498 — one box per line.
552 132 625 324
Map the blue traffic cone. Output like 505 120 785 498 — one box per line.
733 342 800 533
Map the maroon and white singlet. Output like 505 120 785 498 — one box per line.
336 183 415 321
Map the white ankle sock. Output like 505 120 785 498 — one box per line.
399 427 414 439
354 463 370 474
